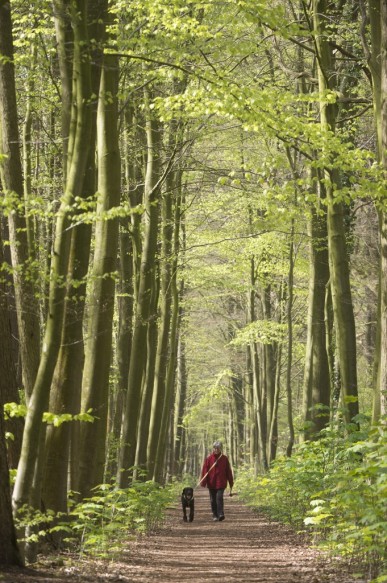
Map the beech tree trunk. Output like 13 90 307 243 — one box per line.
378 0 387 416
42 0 106 513
313 0 359 423
0 236 21 566
302 171 331 438
248 257 268 471
154 166 183 482
0 235 23 468
172 281 187 477
78 48 121 497
0 0 40 402
0 404 22 566
12 0 93 515
118 102 162 487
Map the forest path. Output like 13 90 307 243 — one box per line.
113 488 357 583
0 489 362 582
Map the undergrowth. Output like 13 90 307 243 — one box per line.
235 417 387 582
16 479 180 561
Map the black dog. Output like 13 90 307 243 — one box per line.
181 487 194 522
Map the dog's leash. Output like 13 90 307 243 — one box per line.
196 453 223 487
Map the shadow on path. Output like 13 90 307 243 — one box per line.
0 489 364 582
111 488 360 583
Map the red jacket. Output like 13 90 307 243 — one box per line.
200 452 234 490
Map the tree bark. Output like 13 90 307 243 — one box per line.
302 171 331 438
249 259 268 471
313 0 359 423
43 0 107 513
78 48 121 498
154 166 183 482
0 0 40 402
0 235 23 469
118 100 162 487
0 405 22 566
172 281 187 477
12 0 93 514
378 0 387 416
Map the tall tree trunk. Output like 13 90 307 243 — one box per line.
0 402 22 566
12 0 92 515
361 0 382 420
379 0 387 416
0 0 40 402
78 49 121 498
285 223 295 456
249 261 268 471
154 167 183 482
313 0 359 423
172 282 187 477
22 43 37 256
0 228 21 565
42 0 106 514
261 283 277 463
245 346 256 466
0 235 23 468
118 102 162 487
134 275 159 474
108 225 133 476
302 171 331 438
113 106 144 475
147 202 173 479
53 0 73 178
365 0 387 419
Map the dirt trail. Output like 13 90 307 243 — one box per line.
114 488 357 583
0 489 363 582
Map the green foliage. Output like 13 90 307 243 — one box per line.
15 480 176 560
235 419 387 579
230 319 288 346
4 402 95 427
64 481 176 558
14 505 57 543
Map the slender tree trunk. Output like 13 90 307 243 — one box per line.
173 283 187 477
53 0 73 178
134 272 159 473
118 104 162 487
0 236 23 468
245 346 256 466
248 256 268 471
12 0 93 515
379 0 387 416
22 43 37 256
313 0 359 423
113 106 144 475
0 0 40 402
361 0 382 420
365 0 387 419
109 227 133 470
261 284 277 463
146 187 174 479
154 168 183 481
0 403 22 566
285 224 295 456
78 49 121 498
302 172 331 438
43 0 106 513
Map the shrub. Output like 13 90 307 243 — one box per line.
235 418 387 581
60 480 176 558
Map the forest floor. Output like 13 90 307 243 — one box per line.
0 489 369 583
